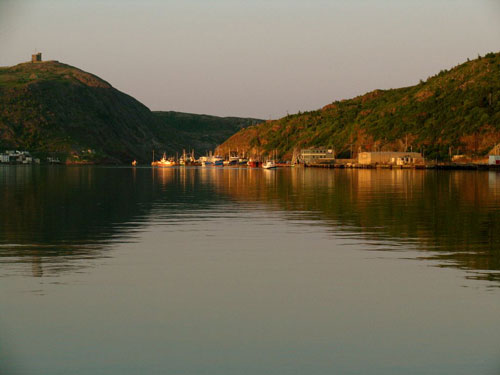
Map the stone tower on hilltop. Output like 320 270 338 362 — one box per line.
31 52 42 63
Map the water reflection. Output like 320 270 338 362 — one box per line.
210 168 500 283
0 166 499 284
0 166 156 276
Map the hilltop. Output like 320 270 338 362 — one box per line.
0 60 261 163
217 52 500 160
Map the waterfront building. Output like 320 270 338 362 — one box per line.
0 150 36 164
358 151 424 165
300 149 335 164
489 155 500 165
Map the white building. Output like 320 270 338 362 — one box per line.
488 155 500 165
0 150 35 164
488 144 500 165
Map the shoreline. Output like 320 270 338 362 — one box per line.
303 162 500 171
2 163 500 171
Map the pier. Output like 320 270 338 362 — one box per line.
303 162 500 171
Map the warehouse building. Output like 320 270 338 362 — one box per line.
358 152 424 165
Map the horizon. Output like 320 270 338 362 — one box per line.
1 0 499 119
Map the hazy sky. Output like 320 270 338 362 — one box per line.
1 0 499 118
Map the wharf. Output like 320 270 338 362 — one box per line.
303 162 500 171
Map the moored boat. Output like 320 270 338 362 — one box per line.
152 153 176 167
199 156 212 167
229 155 239 165
247 159 262 168
262 160 277 169
263 150 278 169
180 149 197 166
213 156 224 166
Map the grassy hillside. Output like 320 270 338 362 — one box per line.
218 52 500 160
0 60 261 163
153 111 262 156
0 60 180 163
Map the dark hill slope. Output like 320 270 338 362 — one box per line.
218 52 500 160
153 111 262 155
0 60 261 163
0 60 180 162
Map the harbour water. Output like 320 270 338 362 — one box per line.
1 166 499 375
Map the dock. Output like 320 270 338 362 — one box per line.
303 162 500 171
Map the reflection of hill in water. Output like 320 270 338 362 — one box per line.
0 166 221 277
209 168 500 284
1 166 499 284
0 167 143 276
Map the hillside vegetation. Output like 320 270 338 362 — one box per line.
153 111 262 155
0 60 260 163
218 52 500 160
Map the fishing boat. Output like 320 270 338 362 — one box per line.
247 158 261 168
224 157 238 166
263 150 278 169
151 153 176 167
199 156 212 167
213 156 224 166
262 160 277 169
131 160 137 167
180 150 197 166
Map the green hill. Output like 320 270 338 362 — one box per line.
0 60 261 163
217 52 500 160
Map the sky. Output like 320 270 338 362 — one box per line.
0 0 499 119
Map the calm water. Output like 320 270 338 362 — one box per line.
1 166 499 375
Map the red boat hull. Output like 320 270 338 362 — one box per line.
248 161 262 168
